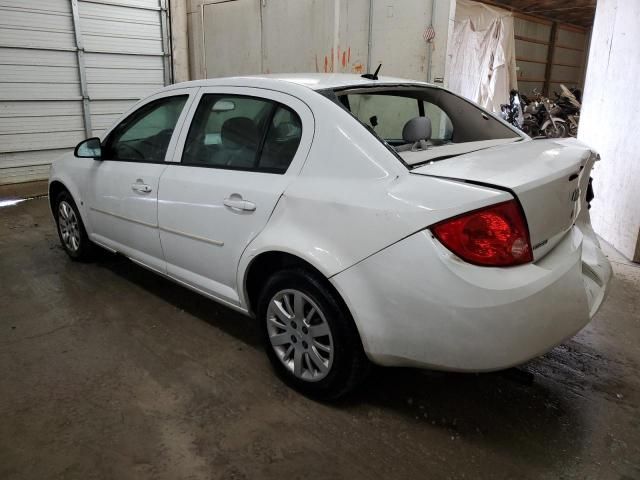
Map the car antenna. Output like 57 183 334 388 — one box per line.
361 63 382 80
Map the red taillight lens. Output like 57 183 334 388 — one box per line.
431 200 533 266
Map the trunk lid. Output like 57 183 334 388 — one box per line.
411 138 595 260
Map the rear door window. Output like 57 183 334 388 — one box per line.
182 94 302 173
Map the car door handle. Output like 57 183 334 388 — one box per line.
131 183 152 194
223 197 256 212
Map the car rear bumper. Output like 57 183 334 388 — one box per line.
330 220 612 371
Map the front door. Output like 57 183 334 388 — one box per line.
87 91 193 273
158 87 314 306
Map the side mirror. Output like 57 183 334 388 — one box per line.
74 137 102 159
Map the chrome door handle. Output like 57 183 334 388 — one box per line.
223 197 256 212
132 182 152 194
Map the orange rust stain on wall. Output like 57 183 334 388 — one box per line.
352 63 364 74
342 51 346 67
324 55 328 73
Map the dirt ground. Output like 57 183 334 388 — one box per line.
1 196 639 479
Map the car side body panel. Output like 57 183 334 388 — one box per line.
237 174 511 307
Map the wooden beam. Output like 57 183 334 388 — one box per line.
513 11 552 26
515 34 550 46
516 57 547 64
552 62 581 68
555 44 585 52
543 22 558 96
557 23 588 34
476 0 592 28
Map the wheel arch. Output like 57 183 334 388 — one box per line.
48 179 91 232
243 250 327 315
242 249 369 360
48 180 69 214
242 250 358 327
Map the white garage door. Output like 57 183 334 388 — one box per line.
0 0 171 185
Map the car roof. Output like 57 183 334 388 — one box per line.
163 73 435 92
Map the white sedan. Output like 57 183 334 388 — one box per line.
49 74 612 399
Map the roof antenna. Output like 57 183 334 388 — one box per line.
361 63 382 80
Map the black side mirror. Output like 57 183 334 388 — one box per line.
74 137 102 159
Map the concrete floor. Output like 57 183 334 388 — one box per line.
1 196 639 480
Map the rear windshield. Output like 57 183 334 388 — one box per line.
322 85 522 167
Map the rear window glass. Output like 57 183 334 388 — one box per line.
329 86 521 167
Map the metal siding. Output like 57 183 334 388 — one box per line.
78 1 163 55
514 18 551 42
202 0 262 77
517 81 544 95
0 149 71 168
0 2 76 51
0 0 169 184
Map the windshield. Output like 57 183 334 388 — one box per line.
324 85 522 167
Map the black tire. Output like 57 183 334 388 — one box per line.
258 268 369 400
544 121 567 138
54 190 95 261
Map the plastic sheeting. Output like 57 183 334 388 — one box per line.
446 0 517 112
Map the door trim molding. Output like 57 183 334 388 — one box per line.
89 206 158 229
90 206 225 246
159 225 225 247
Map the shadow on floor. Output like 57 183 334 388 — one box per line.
95 249 587 469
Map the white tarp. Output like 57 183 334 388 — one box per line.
446 0 517 112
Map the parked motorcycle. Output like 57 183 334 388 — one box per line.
500 89 524 129
554 84 581 137
518 89 567 138
540 96 567 138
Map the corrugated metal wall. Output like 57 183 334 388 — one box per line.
514 15 588 97
188 0 453 86
0 0 171 185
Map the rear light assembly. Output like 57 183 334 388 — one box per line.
430 200 533 267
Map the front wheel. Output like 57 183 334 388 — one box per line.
54 191 95 261
258 268 369 400
544 121 567 138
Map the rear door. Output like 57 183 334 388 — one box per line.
158 87 314 306
87 89 194 272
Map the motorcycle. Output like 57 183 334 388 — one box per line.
553 84 581 137
500 89 524 129
540 96 568 138
520 89 567 139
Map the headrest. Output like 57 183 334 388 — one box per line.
221 117 259 149
402 116 432 143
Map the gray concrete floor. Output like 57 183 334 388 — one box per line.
1 197 639 480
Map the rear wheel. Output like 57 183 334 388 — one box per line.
54 191 95 261
544 121 567 138
258 268 369 400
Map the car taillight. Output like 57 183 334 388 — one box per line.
431 200 533 267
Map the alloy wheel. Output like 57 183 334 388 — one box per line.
58 201 81 252
266 289 334 382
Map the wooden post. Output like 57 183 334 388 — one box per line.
543 22 558 96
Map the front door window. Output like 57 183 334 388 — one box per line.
103 95 188 162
